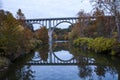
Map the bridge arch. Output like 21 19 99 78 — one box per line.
54 21 73 28
31 23 45 30
25 17 78 29
26 17 78 43
52 51 75 62
31 51 75 63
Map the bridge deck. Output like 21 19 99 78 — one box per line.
26 17 79 21
25 62 98 66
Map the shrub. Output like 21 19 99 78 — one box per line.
73 37 119 55
73 37 93 47
89 37 117 53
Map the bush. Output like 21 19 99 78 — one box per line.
73 37 93 47
73 37 120 55
89 37 117 53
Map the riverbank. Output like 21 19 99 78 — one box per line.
0 39 42 71
0 10 49 72
0 42 120 80
73 37 120 56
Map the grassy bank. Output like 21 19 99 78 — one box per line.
73 37 120 55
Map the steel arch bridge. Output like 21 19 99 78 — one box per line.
25 17 79 28
26 52 96 66
25 17 95 42
25 17 80 43
25 16 113 30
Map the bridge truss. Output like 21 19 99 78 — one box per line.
26 52 96 66
25 17 79 28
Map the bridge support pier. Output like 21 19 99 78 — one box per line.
48 28 53 43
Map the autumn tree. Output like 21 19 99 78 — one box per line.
69 8 115 39
38 45 49 61
53 28 70 40
78 10 91 37
35 27 48 44
92 8 110 37
0 10 34 59
0 10 22 57
68 11 91 40
68 23 81 40
16 9 34 31
90 0 120 41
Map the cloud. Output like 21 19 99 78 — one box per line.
0 0 2 8
2 0 92 18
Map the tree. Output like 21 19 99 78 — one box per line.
68 10 91 40
0 11 22 57
90 0 120 41
35 27 48 44
78 10 91 37
68 23 81 40
53 28 70 40
0 10 34 58
16 9 25 20
16 9 27 27
16 9 34 31
38 45 49 61
92 8 113 37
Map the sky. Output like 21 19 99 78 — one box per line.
1 0 93 19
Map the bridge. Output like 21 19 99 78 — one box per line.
25 17 96 42
25 16 113 29
25 16 116 66
26 52 96 66
25 17 79 28
25 16 114 44
26 17 79 43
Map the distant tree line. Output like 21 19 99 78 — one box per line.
53 27 71 40
69 9 117 39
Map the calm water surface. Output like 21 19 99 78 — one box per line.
0 42 120 80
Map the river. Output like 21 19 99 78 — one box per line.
0 42 120 80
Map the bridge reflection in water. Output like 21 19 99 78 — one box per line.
26 51 95 66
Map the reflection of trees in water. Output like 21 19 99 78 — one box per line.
1 53 35 80
14 65 35 80
76 53 93 80
37 45 49 61
53 42 70 52
53 42 120 79
78 65 92 79
95 66 106 77
69 46 120 80
13 54 35 80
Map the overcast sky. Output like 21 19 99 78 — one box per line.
1 0 93 19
